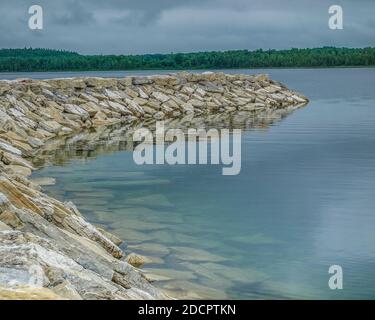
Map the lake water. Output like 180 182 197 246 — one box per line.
32 68 375 299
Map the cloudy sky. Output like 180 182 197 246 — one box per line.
1 0 374 54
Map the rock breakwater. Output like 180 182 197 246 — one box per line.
0 72 308 300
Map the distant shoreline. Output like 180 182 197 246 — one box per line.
2 65 375 73
1 47 375 73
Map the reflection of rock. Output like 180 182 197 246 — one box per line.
0 72 308 299
33 104 306 168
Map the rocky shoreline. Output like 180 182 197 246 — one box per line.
0 72 308 300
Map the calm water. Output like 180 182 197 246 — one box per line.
32 68 375 299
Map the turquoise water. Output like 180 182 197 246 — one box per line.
32 68 375 299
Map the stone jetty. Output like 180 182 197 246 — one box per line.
0 72 308 299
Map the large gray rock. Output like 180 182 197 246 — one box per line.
0 140 22 156
64 104 90 121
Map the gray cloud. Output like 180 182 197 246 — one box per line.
0 0 374 54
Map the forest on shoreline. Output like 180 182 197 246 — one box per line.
0 47 374 72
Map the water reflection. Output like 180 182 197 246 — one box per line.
33 104 303 169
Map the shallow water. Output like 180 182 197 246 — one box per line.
32 68 375 299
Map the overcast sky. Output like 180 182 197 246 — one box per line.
0 0 374 54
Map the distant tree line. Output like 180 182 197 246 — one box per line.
0 47 374 72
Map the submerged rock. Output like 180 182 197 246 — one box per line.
30 177 56 187
126 253 148 267
171 246 227 262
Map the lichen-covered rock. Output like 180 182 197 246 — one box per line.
126 253 148 267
